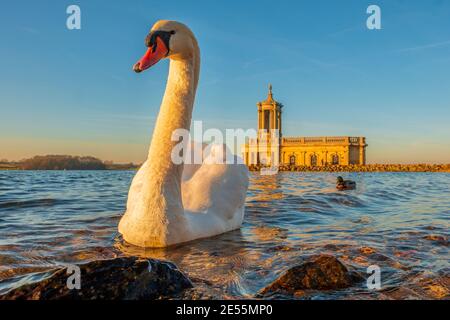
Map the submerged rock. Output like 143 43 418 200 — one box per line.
259 255 363 297
359 246 377 255
0 257 192 300
423 235 448 246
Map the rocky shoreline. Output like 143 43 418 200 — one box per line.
1 255 364 300
249 164 450 172
1 251 448 300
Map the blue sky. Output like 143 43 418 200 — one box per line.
0 0 449 163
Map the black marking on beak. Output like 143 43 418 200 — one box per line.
145 30 174 56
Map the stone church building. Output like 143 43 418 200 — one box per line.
242 85 367 166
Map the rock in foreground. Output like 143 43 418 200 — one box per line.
260 255 363 297
0 257 192 300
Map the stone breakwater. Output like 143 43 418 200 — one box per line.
248 164 450 172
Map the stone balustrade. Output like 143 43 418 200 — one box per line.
282 136 365 146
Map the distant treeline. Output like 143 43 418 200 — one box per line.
0 155 140 170
21 155 107 170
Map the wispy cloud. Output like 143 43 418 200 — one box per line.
243 58 264 69
89 113 155 122
325 25 362 38
396 40 450 53
21 27 39 34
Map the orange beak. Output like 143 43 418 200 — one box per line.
133 37 168 73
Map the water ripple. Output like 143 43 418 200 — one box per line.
0 171 448 299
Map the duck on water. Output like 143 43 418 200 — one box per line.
336 176 356 191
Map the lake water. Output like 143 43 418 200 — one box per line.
0 171 448 299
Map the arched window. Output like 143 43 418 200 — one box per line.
310 154 318 166
332 154 339 165
289 155 296 165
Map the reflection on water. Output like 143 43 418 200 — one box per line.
0 171 448 299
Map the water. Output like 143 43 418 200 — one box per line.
0 171 448 299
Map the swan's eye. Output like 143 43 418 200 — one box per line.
145 33 157 48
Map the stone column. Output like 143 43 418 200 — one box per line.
258 106 263 133
359 147 363 165
278 110 282 137
359 137 366 165
257 108 261 131
271 107 276 131
343 150 349 165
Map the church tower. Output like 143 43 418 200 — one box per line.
257 84 283 137
255 84 282 166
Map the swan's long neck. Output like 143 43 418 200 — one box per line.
142 45 200 236
147 56 199 176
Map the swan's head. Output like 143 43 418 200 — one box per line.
133 20 197 73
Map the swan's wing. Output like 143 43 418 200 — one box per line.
126 142 231 213
182 141 208 182
182 144 249 221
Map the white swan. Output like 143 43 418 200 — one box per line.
118 20 249 248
